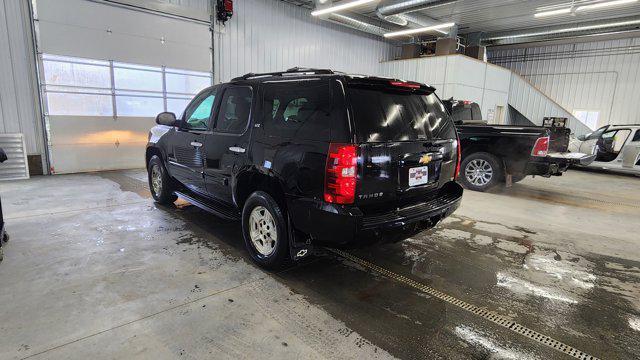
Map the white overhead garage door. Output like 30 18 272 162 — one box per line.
34 0 212 174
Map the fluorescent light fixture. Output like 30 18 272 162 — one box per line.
311 0 376 16
576 0 638 11
384 22 456 38
484 18 640 40
534 8 572 17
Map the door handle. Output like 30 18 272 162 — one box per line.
191 142 203 148
229 146 246 153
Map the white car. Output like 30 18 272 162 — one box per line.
569 125 640 175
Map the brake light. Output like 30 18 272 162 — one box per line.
455 137 461 180
389 81 421 89
532 136 550 157
324 143 358 204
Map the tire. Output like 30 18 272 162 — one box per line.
459 152 503 192
147 155 177 204
242 191 290 270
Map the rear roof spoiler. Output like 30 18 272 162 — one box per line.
345 76 436 95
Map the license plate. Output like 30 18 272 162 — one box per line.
408 166 429 186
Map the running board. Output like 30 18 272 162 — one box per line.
173 191 240 221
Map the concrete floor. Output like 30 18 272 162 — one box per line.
0 169 639 359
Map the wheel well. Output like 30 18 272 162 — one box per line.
235 172 287 211
145 147 162 169
461 149 507 176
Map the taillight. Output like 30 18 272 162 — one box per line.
455 137 461 180
324 143 358 204
531 136 550 157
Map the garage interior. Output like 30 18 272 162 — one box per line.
1 0 640 359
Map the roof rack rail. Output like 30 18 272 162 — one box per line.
231 67 335 81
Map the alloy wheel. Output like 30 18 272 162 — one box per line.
465 159 494 186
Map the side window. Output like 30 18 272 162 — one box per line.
613 129 631 152
262 81 332 141
214 87 253 134
183 89 217 130
632 130 640 142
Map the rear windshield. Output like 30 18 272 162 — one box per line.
347 87 456 143
451 102 483 122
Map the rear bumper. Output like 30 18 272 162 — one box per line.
296 182 463 247
526 152 596 176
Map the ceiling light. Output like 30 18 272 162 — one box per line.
484 18 640 40
311 0 377 16
384 22 456 38
534 8 573 17
576 0 638 11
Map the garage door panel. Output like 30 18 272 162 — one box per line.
37 0 209 43
49 143 146 174
48 116 154 145
38 21 210 72
48 116 154 173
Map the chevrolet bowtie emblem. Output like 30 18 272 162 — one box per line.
419 154 432 164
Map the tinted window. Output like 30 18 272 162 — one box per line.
183 89 217 130
450 102 482 122
632 130 640 142
348 88 455 142
214 87 253 133
262 81 332 141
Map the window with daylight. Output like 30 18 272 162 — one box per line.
573 110 600 130
41 54 212 117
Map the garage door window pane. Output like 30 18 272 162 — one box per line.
46 93 113 116
116 96 164 116
166 73 211 94
43 61 111 88
114 67 163 92
167 98 192 116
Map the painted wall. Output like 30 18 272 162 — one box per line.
213 0 395 83
489 36 640 129
0 0 44 161
379 55 511 124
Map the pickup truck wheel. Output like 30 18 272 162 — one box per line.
147 155 177 204
459 152 502 192
242 191 289 270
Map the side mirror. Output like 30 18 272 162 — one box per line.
577 135 586 141
155 112 177 126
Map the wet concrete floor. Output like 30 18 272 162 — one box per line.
0 169 638 359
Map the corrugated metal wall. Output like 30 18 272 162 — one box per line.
489 36 640 129
213 0 395 83
508 73 591 136
0 0 44 159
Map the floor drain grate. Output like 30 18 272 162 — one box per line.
328 248 600 360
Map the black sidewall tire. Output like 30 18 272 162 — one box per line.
242 191 289 270
148 155 177 204
459 152 502 192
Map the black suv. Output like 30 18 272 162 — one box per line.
146 68 463 269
